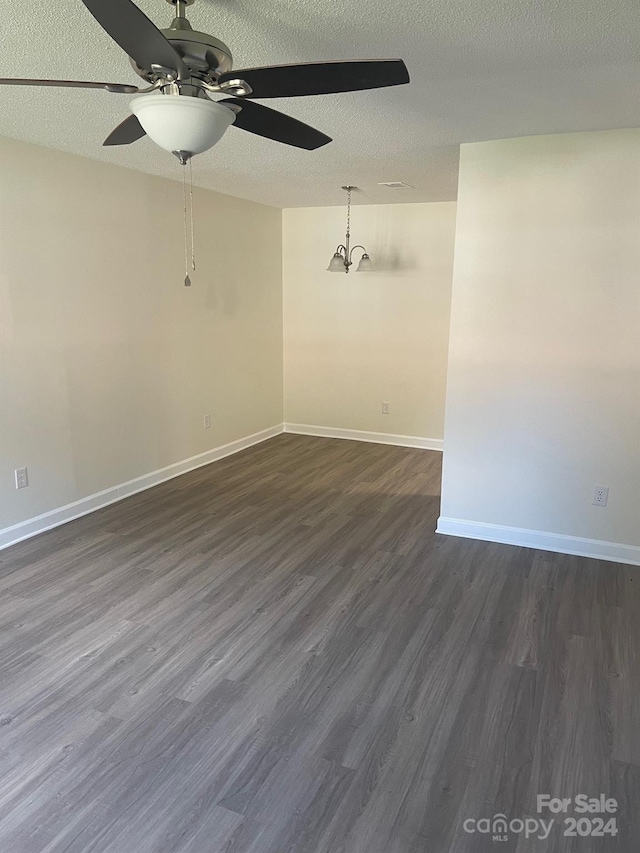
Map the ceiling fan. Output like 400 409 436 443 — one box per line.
0 0 410 161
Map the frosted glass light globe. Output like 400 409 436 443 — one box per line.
130 94 235 155
327 252 346 272
356 253 374 271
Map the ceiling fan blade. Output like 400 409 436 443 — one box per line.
103 115 146 146
81 0 189 79
222 98 331 150
219 59 409 99
0 77 138 93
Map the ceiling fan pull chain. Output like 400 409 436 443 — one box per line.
182 164 192 287
189 158 196 272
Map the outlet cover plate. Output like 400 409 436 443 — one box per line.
592 486 609 507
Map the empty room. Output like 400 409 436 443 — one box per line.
1 0 639 850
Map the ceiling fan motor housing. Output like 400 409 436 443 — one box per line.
130 27 234 83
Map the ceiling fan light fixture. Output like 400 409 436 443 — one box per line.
129 94 235 155
2 0 410 160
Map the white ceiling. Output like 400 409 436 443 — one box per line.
1 0 639 208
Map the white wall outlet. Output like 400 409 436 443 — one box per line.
381 401 391 415
15 467 28 489
592 486 609 507
204 414 211 430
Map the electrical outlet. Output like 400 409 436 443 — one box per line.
15 467 28 490
204 414 211 430
381 401 391 415
592 486 609 507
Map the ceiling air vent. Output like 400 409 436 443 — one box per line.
378 181 414 189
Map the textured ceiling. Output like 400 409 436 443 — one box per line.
1 0 639 208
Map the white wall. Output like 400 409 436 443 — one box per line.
283 202 456 444
439 129 640 564
0 137 282 535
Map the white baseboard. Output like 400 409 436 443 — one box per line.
436 517 640 567
0 424 284 551
284 423 443 452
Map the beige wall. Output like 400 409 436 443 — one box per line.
283 202 456 441
0 137 282 531
440 130 640 556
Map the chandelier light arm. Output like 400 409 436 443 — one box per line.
349 244 367 262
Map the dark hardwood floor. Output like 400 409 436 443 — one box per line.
0 434 638 852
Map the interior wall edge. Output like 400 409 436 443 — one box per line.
284 423 443 451
0 424 284 552
436 516 640 567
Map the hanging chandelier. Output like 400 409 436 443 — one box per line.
327 186 374 273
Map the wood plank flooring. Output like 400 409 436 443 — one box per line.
0 433 638 852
